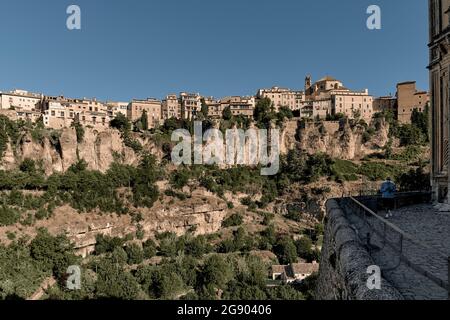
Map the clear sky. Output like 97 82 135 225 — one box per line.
0 0 428 101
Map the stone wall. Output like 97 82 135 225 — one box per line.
315 199 404 300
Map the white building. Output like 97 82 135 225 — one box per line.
0 89 43 111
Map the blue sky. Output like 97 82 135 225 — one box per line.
0 0 428 101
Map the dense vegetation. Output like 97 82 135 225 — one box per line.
0 221 320 300
0 153 161 226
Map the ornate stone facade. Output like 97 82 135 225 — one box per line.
429 0 450 204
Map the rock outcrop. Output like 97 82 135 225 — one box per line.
66 195 228 257
0 128 149 174
282 118 390 160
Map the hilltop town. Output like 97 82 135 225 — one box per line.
0 74 432 301
0 75 429 131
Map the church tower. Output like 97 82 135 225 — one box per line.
305 74 312 96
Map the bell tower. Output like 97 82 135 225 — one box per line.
305 74 312 95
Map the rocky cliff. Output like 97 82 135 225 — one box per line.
0 190 228 257
282 118 390 160
0 128 163 175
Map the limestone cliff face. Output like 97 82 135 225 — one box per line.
69 198 228 258
0 128 156 174
0 192 229 258
281 118 390 160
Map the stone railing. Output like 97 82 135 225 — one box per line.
315 199 404 300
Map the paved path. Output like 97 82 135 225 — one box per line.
347 204 450 300
28 277 56 301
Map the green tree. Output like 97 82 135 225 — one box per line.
295 236 314 261
170 170 190 190
19 159 36 174
411 106 429 140
94 257 140 300
274 237 298 264
0 206 20 226
141 110 149 131
143 239 157 259
222 213 243 228
110 114 131 132
125 243 144 265
197 255 233 291
222 106 233 121
29 229 78 279
253 98 275 128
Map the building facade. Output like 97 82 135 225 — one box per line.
305 76 374 121
373 96 398 114
0 89 43 111
331 89 373 121
128 98 162 128
42 97 111 130
429 0 450 204
162 94 181 120
179 92 202 120
107 101 129 118
257 87 304 112
204 97 222 118
397 81 430 124
220 96 255 118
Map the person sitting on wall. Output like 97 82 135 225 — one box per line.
379 177 397 218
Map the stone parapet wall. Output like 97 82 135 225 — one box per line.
315 199 404 300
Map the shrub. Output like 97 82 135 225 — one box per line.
222 214 243 228
20 159 37 174
72 121 85 143
125 243 144 265
397 167 431 192
0 206 20 226
274 237 298 264
110 114 131 132
29 229 78 279
295 236 314 261
169 170 190 190
143 239 157 259
95 235 125 255
358 162 404 181
331 159 358 182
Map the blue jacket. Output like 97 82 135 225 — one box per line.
380 181 396 199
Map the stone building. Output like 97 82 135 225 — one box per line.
204 97 221 118
42 97 111 130
220 96 255 118
429 0 450 205
107 101 129 118
305 76 374 121
373 96 397 114
257 87 305 112
270 262 319 284
161 94 181 120
397 81 430 124
180 92 202 120
0 89 43 122
127 98 162 128
0 89 43 111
